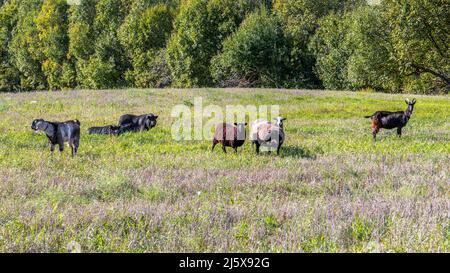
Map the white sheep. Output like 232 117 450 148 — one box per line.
249 118 269 143
251 117 286 155
250 117 286 141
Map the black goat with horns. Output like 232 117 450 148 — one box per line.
365 99 417 142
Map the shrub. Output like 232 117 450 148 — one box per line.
34 0 72 89
166 0 251 87
309 11 353 90
312 1 449 94
118 2 174 88
345 5 402 92
83 0 130 88
68 0 97 87
0 0 20 91
211 8 289 87
273 0 366 88
8 0 47 90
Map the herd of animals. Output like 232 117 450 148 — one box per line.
30 99 417 157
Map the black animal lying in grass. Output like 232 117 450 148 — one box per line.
31 119 80 156
365 99 416 142
87 125 120 135
118 114 158 132
116 122 143 134
87 113 159 136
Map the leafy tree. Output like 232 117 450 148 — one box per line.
83 0 130 89
211 8 289 87
382 0 449 93
311 6 399 91
68 0 97 87
273 0 366 88
118 2 174 87
34 0 73 89
0 0 20 91
9 0 46 90
309 11 354 90
166 0 253 87
0 0 446 93
312 1 449 94
345 5 402 91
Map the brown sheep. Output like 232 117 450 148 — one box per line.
212 122 247 153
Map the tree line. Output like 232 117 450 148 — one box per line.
0 0 448 94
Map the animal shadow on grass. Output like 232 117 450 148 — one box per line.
280 145 316 160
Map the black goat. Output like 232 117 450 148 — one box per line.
87 125 120 135
365 99 416 142
117 122 142 135
31 119 81 156
118 114 158 132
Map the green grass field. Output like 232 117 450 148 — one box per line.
0 88 448 252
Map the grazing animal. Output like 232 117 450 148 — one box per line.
118 114 158 132
365 99 417 142
250 118 269 143
272 117 286 129
212 122 247 153
254 123 285 155
31 119 81 157
117 122 142 135
87 125 120 135
249 117 286 144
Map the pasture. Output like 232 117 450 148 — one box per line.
0 88 448 252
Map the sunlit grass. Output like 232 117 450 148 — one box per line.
0 88 448 252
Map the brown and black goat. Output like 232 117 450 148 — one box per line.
365 99 416 142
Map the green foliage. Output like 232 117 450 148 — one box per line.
68 0 97 87
309 11 354 90
35 0 73 89
273 0 364 42
79 56 118 89
345 5 401 91
128 49 172 88
118 2 174 87
211 8 289 87
273 0 366 88
0 0 447 93
8 0 47 90
382 0 449 93
119 2 173 58
311 6 399 91
311 1 449 94
166 0 251 87
82 0 130 89
0 0 20 91
165 0 211 87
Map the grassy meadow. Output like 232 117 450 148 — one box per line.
0 88 448 252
